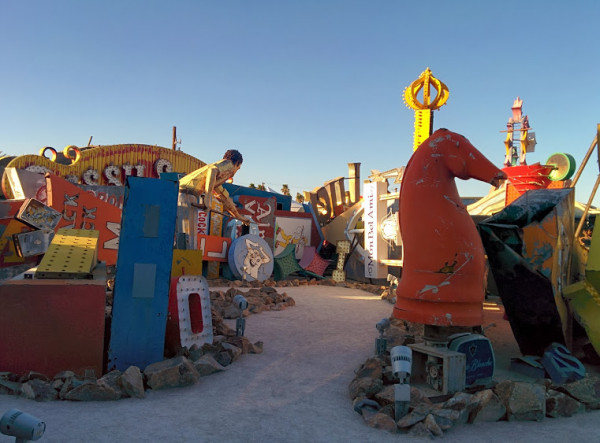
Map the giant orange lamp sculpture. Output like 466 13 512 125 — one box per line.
393 128 506 326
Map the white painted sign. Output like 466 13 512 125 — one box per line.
363 181 388 278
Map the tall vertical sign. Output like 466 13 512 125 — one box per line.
107 176 178 371
206 200 223 279
363 181 388 278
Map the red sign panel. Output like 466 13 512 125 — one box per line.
238 196 276 244
46 174 122 265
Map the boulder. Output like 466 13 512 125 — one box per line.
63 380 121 401
144 356 199 390
546 389 585 417
225 336 250 354
0 378 22 395
188 344 205 361
441 392 476 424
495 380 546 421
374 384 395 406
396 404 431 429
407 422 433 438
362 410 397 433
355 357 383 380
430 410 455 430
99 370 125 399
53 371 75 382
424 413 443 437
248 341 264 354
19 371 50 383
468 389 506 423
221 342 243 363
21 379 58 401
348 377 383 401
119 366 145 399
410 386 433 409
215 351 233 367
555 376 600 409
193 355 226 377
352 396 379 415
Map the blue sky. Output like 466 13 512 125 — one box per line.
1 0 599 204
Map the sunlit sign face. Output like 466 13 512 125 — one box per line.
2 144 206 199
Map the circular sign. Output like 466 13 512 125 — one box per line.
546 152 576 181
228 234 274 281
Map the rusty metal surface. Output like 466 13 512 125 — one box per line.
479 188 575 355
13 229 54 257
16 198 62 231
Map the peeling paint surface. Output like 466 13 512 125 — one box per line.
394 129 503 326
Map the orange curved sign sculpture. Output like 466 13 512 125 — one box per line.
2 144 206 199
394 129 506 327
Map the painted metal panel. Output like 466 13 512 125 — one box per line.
4 168 47 203
237 195 276 243
0 266 107 378
78 184 125 209
479 189 575 355
107 176 178 371
225 183 292 211
171 249 203 278
197 235 231 262
165 275 213 354
228 234 274 281
35 229 99 279
0 200 39 270
15 198 61 231
14 229 54 257
274 210 320 259
46 174 122 266
0 218 37 267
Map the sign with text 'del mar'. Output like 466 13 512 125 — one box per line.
107 176 179 371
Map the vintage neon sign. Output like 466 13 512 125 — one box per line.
2 144 206 199
305 162 361 226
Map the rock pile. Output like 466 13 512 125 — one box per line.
0 335 264 402
0 285 296 402
208 276 386 295
210 286 296 319
350 320 600 438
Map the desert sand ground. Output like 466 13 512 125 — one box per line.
1 285 599 442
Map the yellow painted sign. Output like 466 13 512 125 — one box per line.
2 144 206 199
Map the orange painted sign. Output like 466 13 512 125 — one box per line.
197 234 231 262
46 174 122 265
3 144 206 199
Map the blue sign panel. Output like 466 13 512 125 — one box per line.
107 176 179 371
223 183 292 211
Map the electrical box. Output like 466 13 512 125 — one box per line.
408 342 466 394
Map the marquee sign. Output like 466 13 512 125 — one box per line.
2 144 206 199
